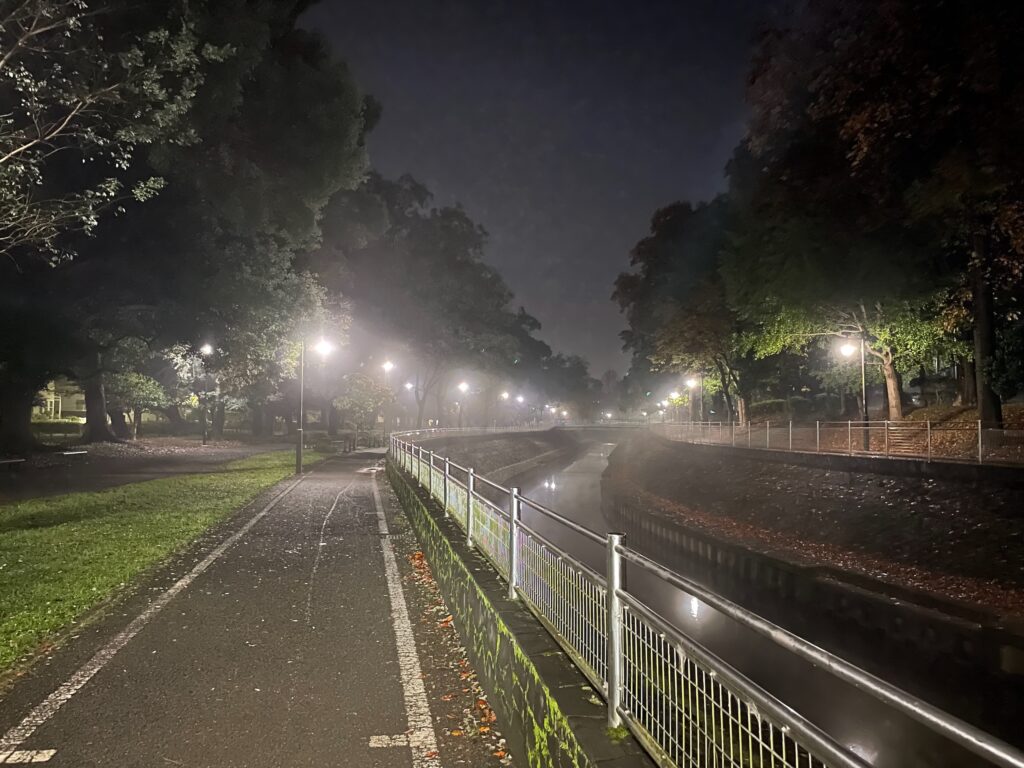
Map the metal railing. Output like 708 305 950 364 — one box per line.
652 419 1024 465
389 431 1024 768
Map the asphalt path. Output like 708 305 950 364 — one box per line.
0 451 511 767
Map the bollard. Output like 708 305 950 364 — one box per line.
789 421 793 451
466 468 476 547
606 532 625 728
766 420 770 449
508 487 521 600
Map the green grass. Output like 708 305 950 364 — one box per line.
0 449 328 674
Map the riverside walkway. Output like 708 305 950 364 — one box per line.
0 451 509 767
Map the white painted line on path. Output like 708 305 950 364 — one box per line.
370 474 441 767
1 750 56 764
368 734 410 748
0 473 310 762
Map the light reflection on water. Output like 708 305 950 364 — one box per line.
516 441 985 768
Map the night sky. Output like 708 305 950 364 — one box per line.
301 0 775 376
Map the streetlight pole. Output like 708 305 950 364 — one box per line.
296 339 305 474
859 337 869 450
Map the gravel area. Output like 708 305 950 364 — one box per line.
609 437 1024 618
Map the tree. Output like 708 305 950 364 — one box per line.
0 1 373 450
0 0 226 269
334 373 392 431
105 372 169 438
745 0 1024 424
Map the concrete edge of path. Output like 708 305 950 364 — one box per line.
386 459 655 768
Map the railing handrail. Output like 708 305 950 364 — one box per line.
389 430 1024 768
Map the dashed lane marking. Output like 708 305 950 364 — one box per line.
0 473 311 763
370 473 441 767
1 750 56 764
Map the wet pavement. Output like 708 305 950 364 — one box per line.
512 441 1019 768
0 452 512 767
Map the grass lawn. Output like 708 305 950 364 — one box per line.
0 449 328 674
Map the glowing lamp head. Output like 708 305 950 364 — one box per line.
382 360 395 372
840 343 856 358
605 412 613 419
457 381 469 394
516 395 525 403
685 378 697 389
669 390 680 400
199 343 214 356
404 382 414 391
313 338 335 357
561 410 568 417
500 391 509 400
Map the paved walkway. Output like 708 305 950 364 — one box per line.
0 452 510 767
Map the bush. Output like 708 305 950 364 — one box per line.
748 399 787 420
787 395 814 419
813 393 842 417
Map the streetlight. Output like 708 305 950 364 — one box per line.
456 382 470 427
500 391 510 400
404 381 414 391
841 336 869 448
296 337 334 474
686 376 704 421
194 343 215 445
516 394 524 404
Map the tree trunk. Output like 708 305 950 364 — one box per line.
327 404 339 436
736 395 747 424
161 405 185 434
250 402 265 437
0 382 40 452
83 363 118 443
880 355 903 421
971 238 1003 426
108 409 132 439
212 402 226 439
132 406 142 438
415 394 427 429
959 357 977 406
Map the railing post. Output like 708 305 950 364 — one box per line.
816 421 820 453
926 420 932 462
443 457 450 517
416 445 423 483
978 419 983 464
789 420 793 451
606 532 625 728
427 451 434 495
508 487 521 600
466 468 476 547
848 420 853 456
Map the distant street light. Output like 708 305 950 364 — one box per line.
199 343 214 356
669 390 680 400
458 381 470 393
500 391 510 400
685 378 697 389
297 337 334 474
516 395 525 403
404 381 414 391
605 412 613 419
382 360 395 373
561 410 568 418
